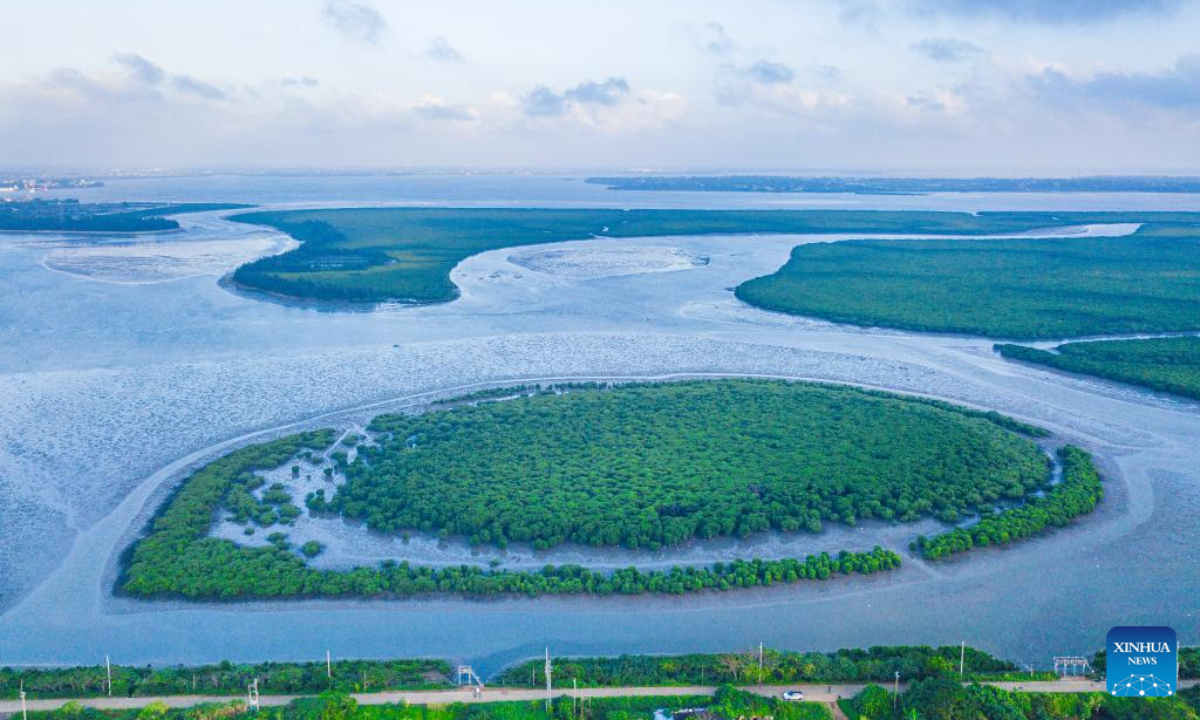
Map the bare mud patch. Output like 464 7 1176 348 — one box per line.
509 245 709 279
42 235 290 284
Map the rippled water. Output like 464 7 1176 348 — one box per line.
0 175 1197 674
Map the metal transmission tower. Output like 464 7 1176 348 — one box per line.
545 648 553 713
1053 657 1092 677
248 679 260 712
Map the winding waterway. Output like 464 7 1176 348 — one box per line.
0 175 1196 675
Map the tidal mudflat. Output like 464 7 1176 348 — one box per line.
1 180 1196 674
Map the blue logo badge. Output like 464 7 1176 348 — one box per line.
1106 626 1177 697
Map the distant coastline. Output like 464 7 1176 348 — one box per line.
586 175 1200 194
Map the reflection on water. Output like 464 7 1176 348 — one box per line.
0 176 1197 673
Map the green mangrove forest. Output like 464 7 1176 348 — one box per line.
735 223 1200 339
326 380 1051 549
227 208 1177 304
914 446 1103 560
116 379 1086 601
996 336 1200 400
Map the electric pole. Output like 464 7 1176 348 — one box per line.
758 643 764 684
327 650 332 681
106 655 113 697
249 679 260 712
960 642 965 676
544 648 553 714
572 679 577 719
893 671 900 709
20 681 27 720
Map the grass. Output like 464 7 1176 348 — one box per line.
996 336 1200 400
735 229 1200 339
226 208 1183 304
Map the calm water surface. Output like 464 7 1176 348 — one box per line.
0 175 1196 674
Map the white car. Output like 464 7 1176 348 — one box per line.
781 690 805 701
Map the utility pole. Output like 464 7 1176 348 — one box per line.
758 643 764 684
544 648 553 714
106 655 113 697
327 650 332 681
960 642 965 676
572 679 577 720
19 681 27 720
248 679 260 713
893 671 900 709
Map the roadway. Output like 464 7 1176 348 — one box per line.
3 680 1197 717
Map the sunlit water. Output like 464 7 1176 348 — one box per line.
0 175 1196 675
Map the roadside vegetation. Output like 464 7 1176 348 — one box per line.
1 660 452 700
0 200 249 232
996 337 1200 401
735 226 1200 339
228 208 1140 304
18 687 832 720
494 645 1037 687
914 446 1102 560
847 678 1200 719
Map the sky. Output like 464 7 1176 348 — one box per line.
1 0 1198 174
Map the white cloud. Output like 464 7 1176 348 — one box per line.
322 0 387 44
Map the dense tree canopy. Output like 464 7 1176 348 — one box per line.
119 380 1083 600
997 337 1200 400
736 226 1200 339
329 380 1051 550
228 208 1182 304
915 446 1103 560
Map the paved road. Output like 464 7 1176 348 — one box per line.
3 680 1197 716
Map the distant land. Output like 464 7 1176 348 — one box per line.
0 199 251 233
0 176 103 193
229 208 1138 304
586 175 1200 194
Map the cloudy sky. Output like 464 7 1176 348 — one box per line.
2 0 1198 173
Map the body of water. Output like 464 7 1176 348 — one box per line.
1 175 1197 675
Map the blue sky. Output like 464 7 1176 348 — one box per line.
1 0 1198 173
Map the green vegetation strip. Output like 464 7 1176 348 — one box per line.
997 337 1200 401
735 226 1200 339
8 647 1197 701
914 446 1102 560
0 201 250 232
494 645 1031 687
23 688 834 720
323 380 1050 549
227 208 1175 304
2 660 452 700
849 678 1200 719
